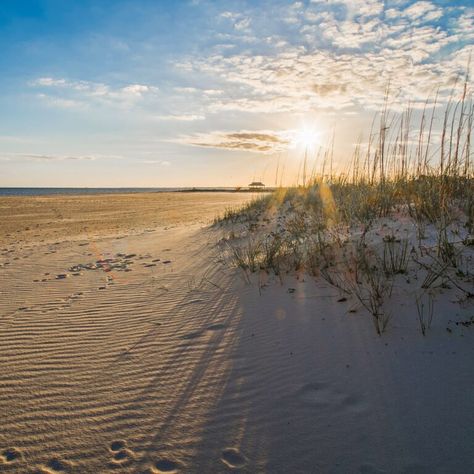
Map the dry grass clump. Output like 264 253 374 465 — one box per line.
217 195 273 225
382 238 410 276
416 292 435 336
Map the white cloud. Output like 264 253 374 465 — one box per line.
26 3 472 128
31 77 158 109
154 114 205 121
403 1 442 21
121 84 151 96
181 129 291 153
0 135 41 144
37 93 87 109
33 77 68 87
455 10 474 41
310 0 384 19
220 11 240 20
234 17 251 31
0 153 98 162
0 153 126 163
220 11 252 32
177 1 470 117
140 159 171 165
180 128 322 154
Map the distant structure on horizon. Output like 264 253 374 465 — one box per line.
248 181 265 190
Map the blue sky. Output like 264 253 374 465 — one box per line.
0 0 472 186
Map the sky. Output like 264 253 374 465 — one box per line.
0 0 472 187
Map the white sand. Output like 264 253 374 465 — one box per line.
0 193 473 473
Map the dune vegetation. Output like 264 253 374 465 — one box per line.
217 82 473 335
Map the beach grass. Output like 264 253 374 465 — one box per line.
216 83 473 334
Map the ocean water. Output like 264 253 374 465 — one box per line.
0 187 238 196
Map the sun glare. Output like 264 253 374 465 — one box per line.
292 127 321 150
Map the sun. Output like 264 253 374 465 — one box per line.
292 126 321 150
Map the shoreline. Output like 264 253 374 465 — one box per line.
0 187 274 197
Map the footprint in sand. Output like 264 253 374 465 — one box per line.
109 440 134 467
221 448 247 469
32 457 71 473
46 458 67 471
359 464 387 474
299 383 367 414
1 447 22 463
342 393 368 414
110 440 126 452
207 323 227 331
112 449 134 463
153 458 179 473
401 463 432 474
299 382 334 405
181 330 203 340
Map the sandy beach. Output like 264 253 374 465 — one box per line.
1 191 473 474
0 192 259 473
2 1 474 472
0 192 263 245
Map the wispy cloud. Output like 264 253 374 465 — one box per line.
220 11 252 32
403 1 443 22
177 1 471 116
153 114 205 121
139 159 171 165
182 130 295 154
36 93 87 110
0 135 41 144
30 77 158 109
0 153 121 162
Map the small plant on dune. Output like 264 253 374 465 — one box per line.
351 239 394 334
407 177 446 224
436 220 462 268
422 266 446 290
416 253 473 297
383 239 409 275
285 208 308 240
285 235 306 271
438 235 458 267
261 234 285 275
306 228 336 275
418 258 450 290
415 218 427 247
306 239 323 276
465 195 474 234
226 238 262 273
320 266 352 295
353 263 393 335
217 195 272 225
415 292 435 336
220 207 239 223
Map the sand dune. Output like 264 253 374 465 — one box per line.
1 193 473 473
